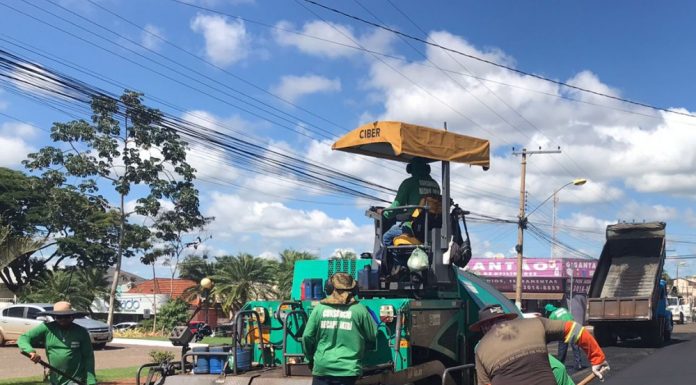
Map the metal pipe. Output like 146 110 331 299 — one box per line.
441 363 475 385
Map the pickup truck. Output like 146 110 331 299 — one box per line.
0 303 113 349
587 222 673 347
666 295 692 324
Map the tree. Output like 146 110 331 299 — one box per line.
0 168 126 292
212 253 276 314
25 91 200 325
179 255 216 282
20 268 110 315
0 223 43 271
276 249 317 299
156 298 190 332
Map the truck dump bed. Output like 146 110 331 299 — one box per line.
588 222 665 321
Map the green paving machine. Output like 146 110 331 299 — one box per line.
139 121 521 385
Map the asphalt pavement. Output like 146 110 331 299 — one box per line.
602 323 696 384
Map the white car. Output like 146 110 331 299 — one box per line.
0 303 113 349
113 322 139 331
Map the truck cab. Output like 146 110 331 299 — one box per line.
666 295 691 324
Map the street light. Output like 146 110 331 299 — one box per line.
514 178 587 310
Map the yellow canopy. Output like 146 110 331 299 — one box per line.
332 121 490 168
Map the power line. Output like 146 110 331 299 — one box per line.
303 0 696 121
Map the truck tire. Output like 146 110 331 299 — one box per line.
679 312 684 325
664 320 672 342
0 330 5 346
643 318 664 347
593 325 616 347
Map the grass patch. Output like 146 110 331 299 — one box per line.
0 366 140 385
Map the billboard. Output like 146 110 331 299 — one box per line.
464 258 597 278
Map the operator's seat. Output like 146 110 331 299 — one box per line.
385 194 443 281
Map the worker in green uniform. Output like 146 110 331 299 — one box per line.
549 354 575 385
376 157 440 273
546 303 584 371
302 273 377 385
18 301 97 385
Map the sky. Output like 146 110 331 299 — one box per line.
1 0 696 279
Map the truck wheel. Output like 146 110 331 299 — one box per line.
679 312 685 325
643 318 664 347
664 321 672 342
0 330 5 346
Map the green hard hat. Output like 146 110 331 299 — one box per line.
545 303 557 313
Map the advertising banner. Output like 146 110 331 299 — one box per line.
482 277 566 293
464 258 597 278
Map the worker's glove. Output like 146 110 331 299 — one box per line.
592 361 610 381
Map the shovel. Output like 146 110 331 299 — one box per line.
20 351 87 385
577 366 610 385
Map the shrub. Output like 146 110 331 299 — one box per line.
149 350 175 364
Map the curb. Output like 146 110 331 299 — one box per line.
111 338 206 348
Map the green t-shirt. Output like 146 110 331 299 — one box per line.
384 174 440 220
302 302 378 377
18 322 97 385
549 355 575 385
549 307 575 322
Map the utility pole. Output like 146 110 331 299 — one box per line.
512 147 561 309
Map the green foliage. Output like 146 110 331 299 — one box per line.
0 222 43 271
148 350 176 364
24 91 205 324
157 298 190 331
179 255 216 282
0 168 121 292
275 249 317 299
212 253 277 313
20 268 110 314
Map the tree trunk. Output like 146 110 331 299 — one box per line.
106 192 125 326
152 263 158 334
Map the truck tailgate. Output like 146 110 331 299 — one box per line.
588 297 653 320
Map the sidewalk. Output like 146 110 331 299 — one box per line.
112 338 207 348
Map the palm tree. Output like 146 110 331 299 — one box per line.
276 249 318 299
0 223 43 270
212 253 276 315
21 268 110 315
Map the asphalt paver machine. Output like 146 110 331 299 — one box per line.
138 121 521 385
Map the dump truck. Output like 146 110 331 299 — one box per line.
135 121 526 385
586 222 673 347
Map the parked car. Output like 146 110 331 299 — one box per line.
0 303 113 349
113 322 139 331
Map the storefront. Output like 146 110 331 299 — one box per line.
464 258 597 319
92 293 170 323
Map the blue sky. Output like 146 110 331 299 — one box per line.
1 0 695 279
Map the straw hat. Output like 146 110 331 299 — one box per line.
40 301 85 317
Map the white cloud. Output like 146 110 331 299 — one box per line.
618 201 678 223
273 20 395 59
205 192 373 250
141 24 165 51
356 28 696 203
0 136 34 168
190 13 249 66
271 74 341 103
1 121 39 138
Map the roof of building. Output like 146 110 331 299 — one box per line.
106 268 147 286
128 278 197 298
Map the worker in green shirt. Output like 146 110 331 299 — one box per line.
546 303 584 371
302 273 377 385
18 301 97 385
376 157 440 276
